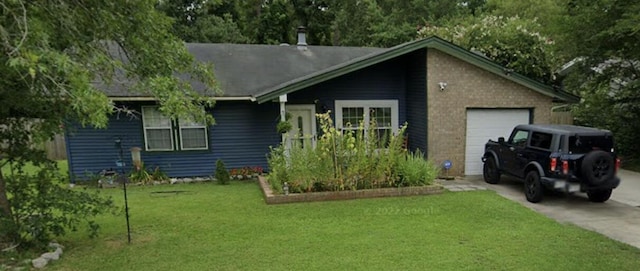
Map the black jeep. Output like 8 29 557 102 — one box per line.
482 124 621 203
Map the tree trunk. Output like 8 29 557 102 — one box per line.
0 168 13 221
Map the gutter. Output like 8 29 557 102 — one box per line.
109 96 256 102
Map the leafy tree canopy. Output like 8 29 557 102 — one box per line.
418 15 558 84
0 0 217 247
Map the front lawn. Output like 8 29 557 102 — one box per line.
41 182 640 270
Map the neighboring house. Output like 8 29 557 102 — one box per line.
65 35 579 180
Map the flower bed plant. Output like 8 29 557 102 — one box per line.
267 112 439 193
229 166 263 180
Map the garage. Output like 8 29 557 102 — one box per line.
464 109 531 175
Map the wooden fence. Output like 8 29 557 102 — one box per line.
45 134 67 160
551 111 573 125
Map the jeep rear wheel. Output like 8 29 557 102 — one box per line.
524 171 543 203
587 189 612 203
581 150 615 185
483 157 500 184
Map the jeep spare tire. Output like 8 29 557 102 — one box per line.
581 150 615 185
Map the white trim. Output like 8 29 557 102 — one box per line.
141 106 174 151
178 121 209 151
335 100 399 134
141 106 210 151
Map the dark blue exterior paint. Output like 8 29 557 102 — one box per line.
288 50 427 152
66 101 281 180
405 49 428 153
66 52 428 180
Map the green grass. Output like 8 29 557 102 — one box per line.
39 182 640 271
1 160 68 178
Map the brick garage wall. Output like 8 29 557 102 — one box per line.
426 49 553 176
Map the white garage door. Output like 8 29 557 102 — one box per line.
464 109 531 175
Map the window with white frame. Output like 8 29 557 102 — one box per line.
335 100 399 142
142 106 208 151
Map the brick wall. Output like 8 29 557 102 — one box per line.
426 49 553 176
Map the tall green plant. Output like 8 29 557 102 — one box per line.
267 111 437 194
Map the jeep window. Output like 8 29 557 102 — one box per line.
530 132 552 150
509 130 529 147
569 135 614 154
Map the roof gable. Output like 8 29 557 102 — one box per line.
254 36 579 103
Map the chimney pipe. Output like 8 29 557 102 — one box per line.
296 26 307 50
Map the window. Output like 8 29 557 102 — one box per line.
142 107 173 151
530 132 552 150
335 100 399 142
509 130 529 147
142 106 208 151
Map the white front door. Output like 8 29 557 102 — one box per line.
286 105 317 149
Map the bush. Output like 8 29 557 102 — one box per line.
267 111 439 193
2 161 117 249
397 151 439 186
128 162 152 184
215 159 230 185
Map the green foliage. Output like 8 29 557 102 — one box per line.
215 159 231 185
398 151 439 186
267 112 439 193
157 0 249 43
276 121 293 134
0 0 218 245
559 0 640 159
128 163 152 185
151 167 169 182
1 161 117 249
418 15 558 84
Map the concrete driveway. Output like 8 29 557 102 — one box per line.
464 169 640 249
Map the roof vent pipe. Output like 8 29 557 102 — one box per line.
296 26 307 50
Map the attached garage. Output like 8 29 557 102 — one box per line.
464 109 531 175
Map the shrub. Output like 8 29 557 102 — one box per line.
397 151 439 186
128 162 152 184
267 111 437 194
151 167 169 182
2 161 117 249
215 159 230 185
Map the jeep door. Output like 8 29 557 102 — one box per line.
502 129 530 178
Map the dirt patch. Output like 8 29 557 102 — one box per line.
150 190 192 197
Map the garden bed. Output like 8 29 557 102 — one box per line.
258 176 443 204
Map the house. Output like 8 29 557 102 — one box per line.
65 35 579 181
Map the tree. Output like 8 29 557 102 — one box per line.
156 0 249 43
417 15 559 84
0 0 217 247
331 0 386 46
559 0 640 158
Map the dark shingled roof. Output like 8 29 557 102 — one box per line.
102 37 579 103
191 43 385 97
101 43 385 98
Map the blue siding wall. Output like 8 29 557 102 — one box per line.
67 53 429 180
288 57 408 124
405 49 428 153
289 53 427 152
66 101 280 180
